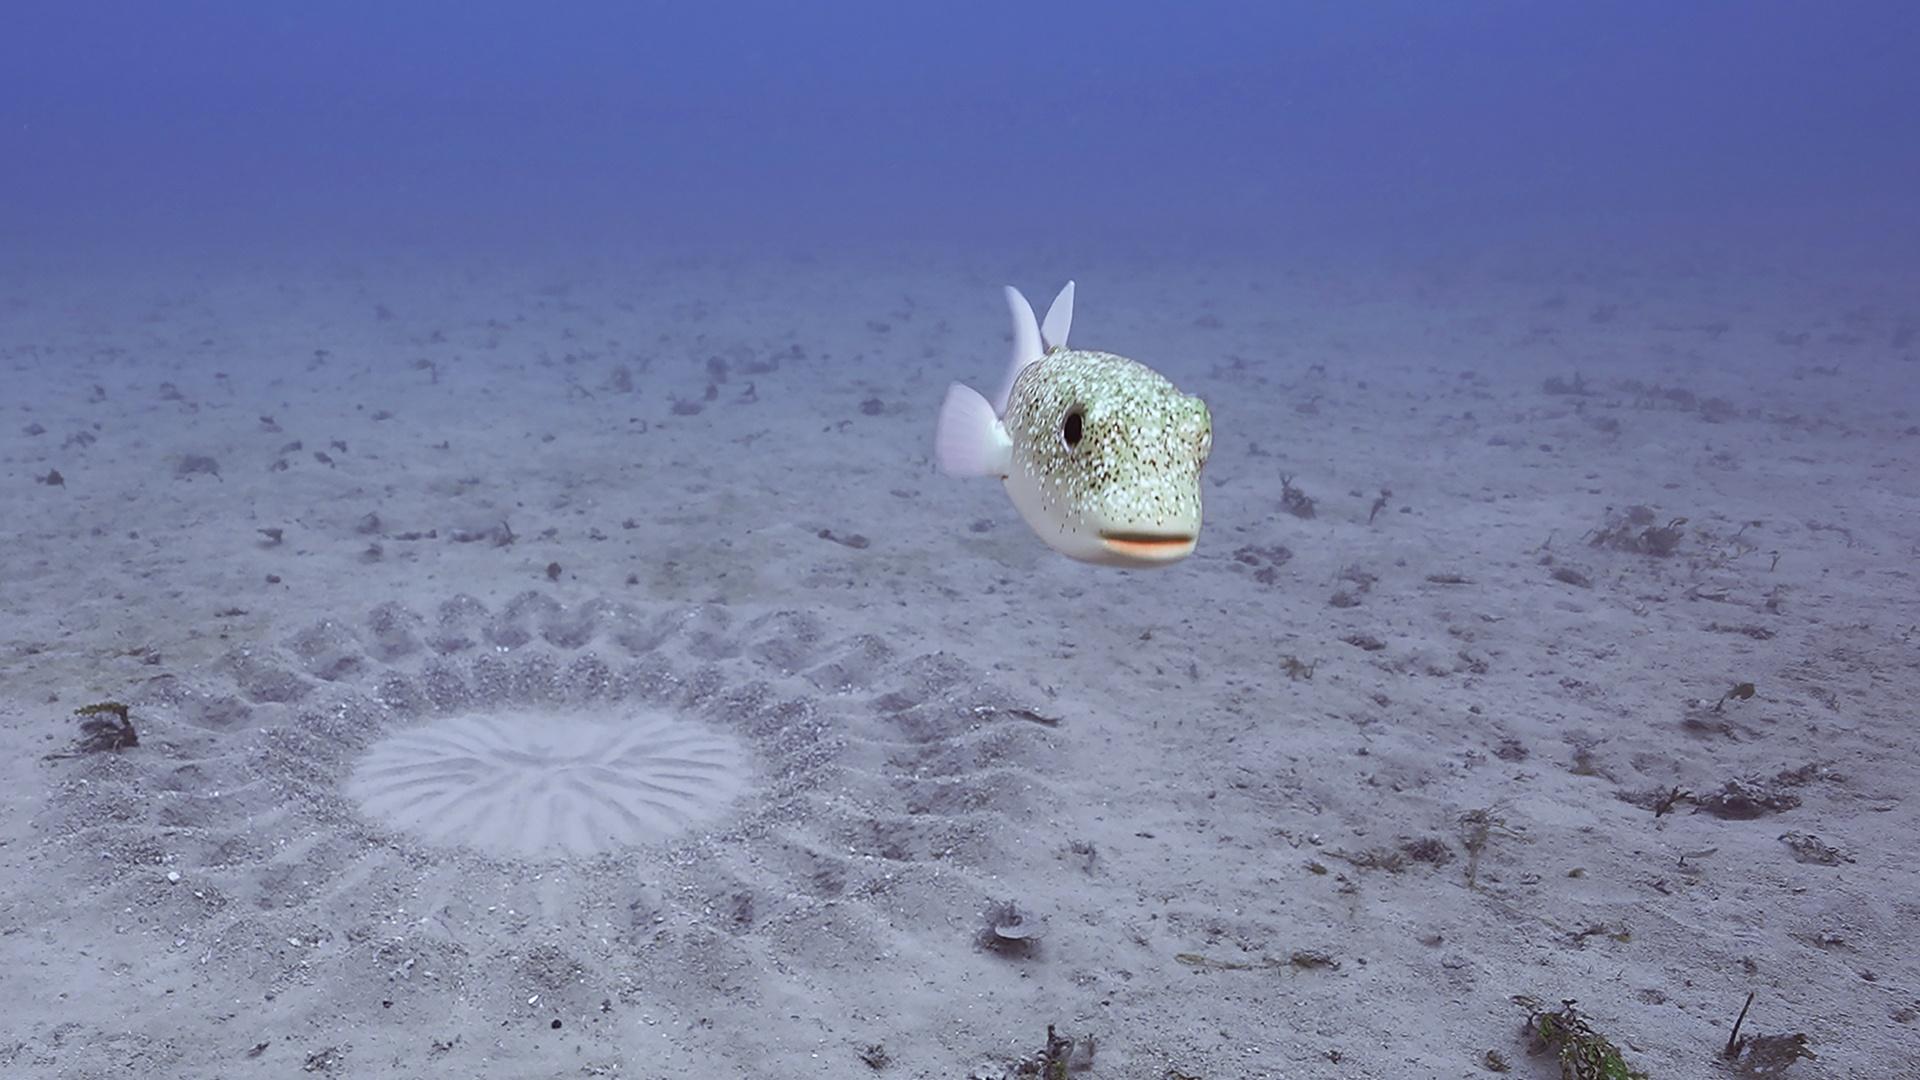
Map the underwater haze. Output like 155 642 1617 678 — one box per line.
4 4 1920 1079
5 1 1918 259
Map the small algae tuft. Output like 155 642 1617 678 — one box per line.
1514 996 1648 1080
74 701 138 751
45 702 140 759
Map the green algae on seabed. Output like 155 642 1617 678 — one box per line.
1514 996 1649 1080
70 701 139 752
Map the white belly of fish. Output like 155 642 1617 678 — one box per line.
1002 467 1111 565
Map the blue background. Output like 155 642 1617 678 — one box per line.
4 1 1916 258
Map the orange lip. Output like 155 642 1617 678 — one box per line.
1099 533 1197 560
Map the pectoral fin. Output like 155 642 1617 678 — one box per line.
934 382 1013 478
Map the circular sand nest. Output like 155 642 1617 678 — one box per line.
345 709 751 859
26 591 1066 1071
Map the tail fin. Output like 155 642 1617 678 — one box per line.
934 382 1013 478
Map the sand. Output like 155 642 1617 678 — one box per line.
2 243 1916 1078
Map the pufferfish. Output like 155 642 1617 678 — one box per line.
933 281 1212 567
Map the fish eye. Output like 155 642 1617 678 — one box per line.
1061 407 1084 448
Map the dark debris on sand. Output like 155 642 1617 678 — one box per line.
1588 505 1686 557
45 702 140 758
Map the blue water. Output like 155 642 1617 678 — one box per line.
6 1 1916 260
6 7 1919 1077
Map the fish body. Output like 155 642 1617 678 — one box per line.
934 282 1211 567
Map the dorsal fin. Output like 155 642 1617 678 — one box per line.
991 285 1045 416
1041 280 1075 353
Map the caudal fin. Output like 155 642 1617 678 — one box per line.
934 382 1012 478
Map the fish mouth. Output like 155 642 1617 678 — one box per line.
1098 532 1197 561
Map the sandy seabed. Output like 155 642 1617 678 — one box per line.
2 243 1916 1078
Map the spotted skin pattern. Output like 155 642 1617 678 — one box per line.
1002 348 1212 558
